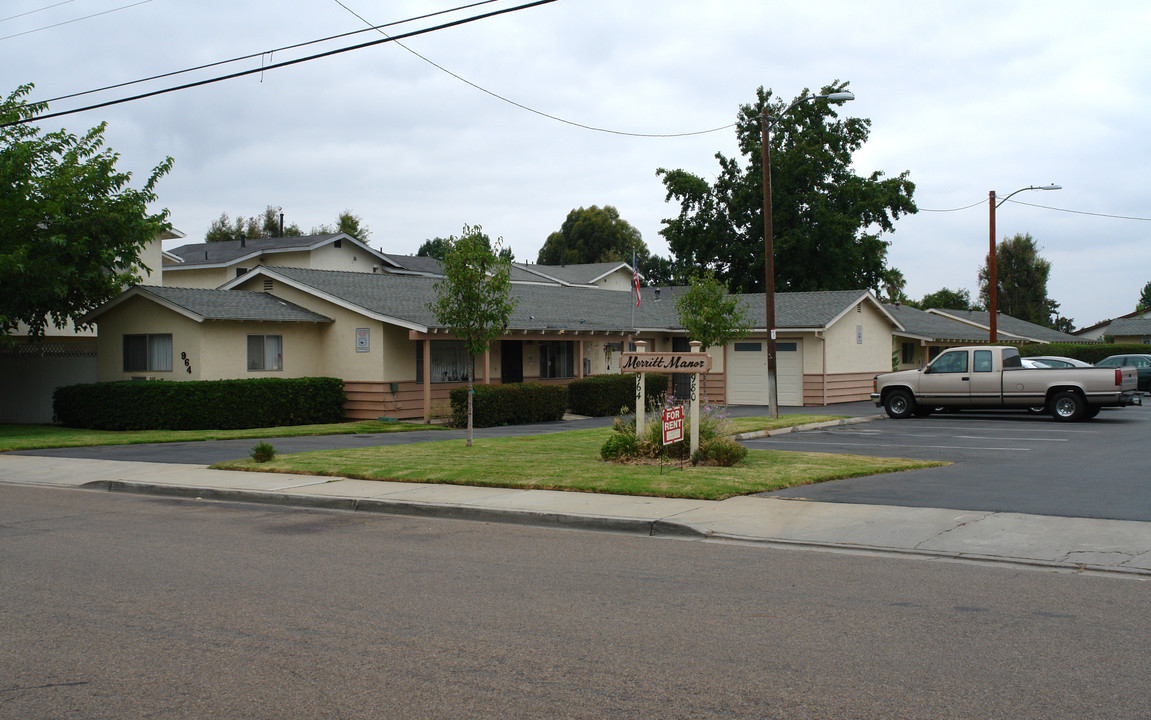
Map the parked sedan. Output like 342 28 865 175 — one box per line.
1096 354 1151 392
1027 355 1093 368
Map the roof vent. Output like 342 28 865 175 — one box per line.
263 278 273 293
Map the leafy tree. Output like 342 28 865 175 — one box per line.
978 233 1058 327
536 205 646 266
641 254 691 287
1 84 172 338
674 272 752 398
419 232 512 262
920 287 974 311
311 209 371 243
657 82 916 294
427 225 518 446
878 267 910 303
1138 281 1151 312
205 205 301 242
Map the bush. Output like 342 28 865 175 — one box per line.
568 373 669 417
53 377 347 430
250 441 276 463
692 437 748 467
448 382 567 428
1019 342 1149 364
599 401 743 465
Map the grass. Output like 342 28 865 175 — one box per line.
725 414 848 435
212 427 946 501
0 420 443 452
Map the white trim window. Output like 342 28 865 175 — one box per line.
123 334 172 372
247 334 283 371
416 340 470 383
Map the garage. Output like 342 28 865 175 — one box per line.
726 339 803 406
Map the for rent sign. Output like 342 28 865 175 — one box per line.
619 352 712 374
662 405 685 445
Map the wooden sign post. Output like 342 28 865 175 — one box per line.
620 341 710 456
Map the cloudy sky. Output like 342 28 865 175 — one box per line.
4 0 1149 328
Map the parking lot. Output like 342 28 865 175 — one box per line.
755 402 1150 522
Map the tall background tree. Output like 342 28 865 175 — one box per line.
919 287 974 311
419 232 513 262
657 82 916 294
1137 281 1151 312
536 205 647 266
978 233 1063 328
1 84 172 338
205 205 301 242
312 210 371 243
427 225 517 446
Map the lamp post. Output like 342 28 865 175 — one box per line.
761 90 854 418
987 184 1060 341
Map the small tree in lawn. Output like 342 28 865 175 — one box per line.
427 225 517 446
674 271 752 400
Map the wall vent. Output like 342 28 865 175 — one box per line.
263 278 273 292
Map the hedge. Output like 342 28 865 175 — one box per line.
567 373 670 417
1018 342 1150 364
449 382 568 428
53 377 347 430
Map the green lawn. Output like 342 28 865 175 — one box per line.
725 414 848 435
213 427 946 501
0 420 443 452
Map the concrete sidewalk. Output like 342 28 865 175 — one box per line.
3 453 1150 578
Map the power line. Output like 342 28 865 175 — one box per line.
0 0 80 23
917 200 985 213
2 0 558 128
0 0 151 41
329 0 736 138
1005 198 1151 222
38 0 504 105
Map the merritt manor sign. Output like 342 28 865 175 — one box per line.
619 352 712 374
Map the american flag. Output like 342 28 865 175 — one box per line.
632 251 641 307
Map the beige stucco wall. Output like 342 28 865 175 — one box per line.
161 266 235 289
94 296 204 381
818 302 894 375
595 269 634 291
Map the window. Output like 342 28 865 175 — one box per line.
973 350 993 373
416 340 470 383
123 334 172 372
734 342 761 352
901 343 916 364
540 341 575 378
929 351 968 374
247 334 282 371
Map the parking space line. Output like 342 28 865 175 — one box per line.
760 439 1031 451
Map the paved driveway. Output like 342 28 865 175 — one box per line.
755 403 1151 522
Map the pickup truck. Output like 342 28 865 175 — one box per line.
871 346 1142 422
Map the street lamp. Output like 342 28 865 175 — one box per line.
987 184 1061 341
761 90 854 418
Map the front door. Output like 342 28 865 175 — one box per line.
501 340 523 384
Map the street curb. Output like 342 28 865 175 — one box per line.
703 531 1151 579
76 479 1151 578
79 480 710 539
732 414 885 441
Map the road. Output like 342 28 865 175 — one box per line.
3 484 1148 720
757 403 1151 521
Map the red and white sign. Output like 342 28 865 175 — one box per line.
662 405 685 445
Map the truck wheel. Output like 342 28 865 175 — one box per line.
1050 390 1085 422
1082 405 1101 419
884 389 915 419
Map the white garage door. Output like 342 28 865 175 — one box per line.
726 340 803 406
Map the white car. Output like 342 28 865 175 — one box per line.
1027 355 1093 368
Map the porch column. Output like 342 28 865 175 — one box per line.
422 338 431 424
483 346 491 385
577 339 585 379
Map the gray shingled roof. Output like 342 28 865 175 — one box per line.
131 286 333 323
166 233 395 270
928 309 1085 343
1105 316 1151 337
884 304 990 342
516 262 629 286
261 267 879 334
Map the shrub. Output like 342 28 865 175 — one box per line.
568 372 669 417
250 441 276 463
599 432 639 461
53 377 347 430
448 382 567 428
1019 342 1149 364
692 437 748 467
